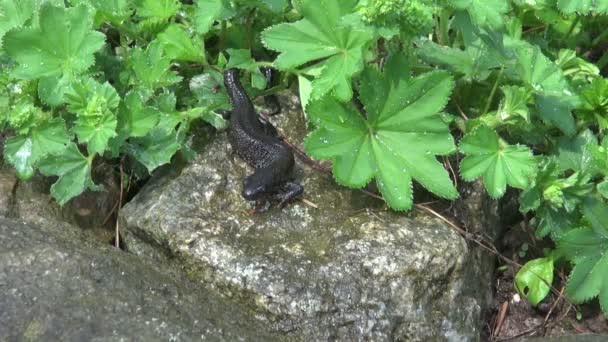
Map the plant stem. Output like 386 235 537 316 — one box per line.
439 8 451 46
597 51 608 70
564 16 580 42
255 61 275 68
483 68 504 115
219 20 227 52
592 28 608 47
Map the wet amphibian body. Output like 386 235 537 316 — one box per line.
223 68 303 207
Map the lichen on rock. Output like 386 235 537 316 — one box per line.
120 92 493 341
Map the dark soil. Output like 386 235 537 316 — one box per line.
484 222 608 341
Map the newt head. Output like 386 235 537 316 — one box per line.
242 170 275 200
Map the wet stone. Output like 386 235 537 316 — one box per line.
0 217 279 341
120 92 493 341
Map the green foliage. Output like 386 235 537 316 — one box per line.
357 0 434 35
304 56 458 210
448 0 509 29
1 0 608 317
515 256 554 305
262 0 373 101
459 125 536 198
4 118 69 179
557 0 608 15
558 198 608 309
4 4 105 105
38 143 97 206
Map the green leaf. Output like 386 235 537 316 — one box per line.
193 0 234 34
460 125 537 198
497 86 530 122
262 0 373 100
505 38 569 94
520 159 561 213
183 107 227 129
515 257 554 305
73 114 117 156
583 197 608 237
157 24 205 63
449 0 509 29
37 75 71 106
135 0 179 19
153 91 183 132
226 48 258 70
88 0 133 26
250 0 287 13
557 49 600 84
66 79 120 156
118 92 160 138
3 4 106 105
0 0 64 42
128 41 183 91
535 94 577 137
304 57 458 210
556 199 608 313
580 77 608 129
536 205 578 239
555 130 597 174
558 224 608 310
38 143 95 205
126 128 181 172
298 75 313 112
3 118 70 179
417 40 499 81
189 71 231 118
6 101 46 135
0 0 36 43
65 78 120 115
599 179 608 200
557 0 608 14
4 135 35 179
226 48 267 89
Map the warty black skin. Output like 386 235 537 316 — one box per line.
223 68 303 205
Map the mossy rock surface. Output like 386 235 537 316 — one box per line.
120 93 495 341
0 218 278 341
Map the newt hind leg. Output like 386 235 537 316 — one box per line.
275 181 304 207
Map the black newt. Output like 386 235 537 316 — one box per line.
223 68 303 206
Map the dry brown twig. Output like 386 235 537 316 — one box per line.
492 301 509 338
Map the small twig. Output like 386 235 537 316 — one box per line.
523 25 546 34
283 138 332 174
495 304 573 341
102 200 120 225
369 209 386 223
543 286 566 326
454 100 469 120
301 198 319 209
444 156 458 188
493 301 509 338
412 203 573 307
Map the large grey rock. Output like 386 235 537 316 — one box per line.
0 163 119 243
120 93 493 341
0 217 279 341
0 166 17 217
